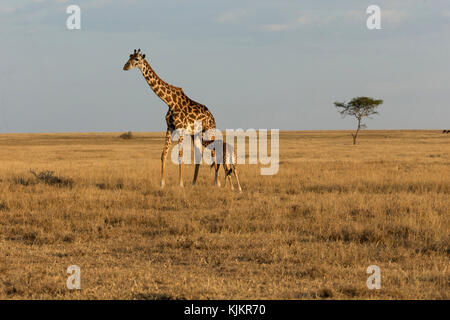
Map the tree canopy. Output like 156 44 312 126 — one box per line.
334 97 383 122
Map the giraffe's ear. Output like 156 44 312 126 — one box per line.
142 54 146 59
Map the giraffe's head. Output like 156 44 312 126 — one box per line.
123 49 146 71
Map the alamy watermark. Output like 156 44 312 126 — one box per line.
367 5 382 30
66 265 81 290
366 265 381 290
66 5 81 30
168 122 279 175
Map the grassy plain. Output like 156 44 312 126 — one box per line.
0 130 448 299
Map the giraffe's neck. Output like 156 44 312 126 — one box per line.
139 60 185 109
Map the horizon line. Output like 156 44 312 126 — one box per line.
0 129 446 135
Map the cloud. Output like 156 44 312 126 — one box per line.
259 11 337 32
217 9 247 23
442 10 450 18
0 5 17 15
346 10 364 21
296 16 310 25
382 10 407 23
259 13 326 31
259 8 408 32
259 23 290 31
32 0 69 3
295 14 333 27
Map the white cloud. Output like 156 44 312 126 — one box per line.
259 8 408 32
217 9 247 23
346 10 364 22
382 10 407 23
32 0 69 2
260 13 323 31
259 24 290 31
0 6 16 15
296 16 309 25
295 14 333 27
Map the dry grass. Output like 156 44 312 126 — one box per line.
0 130 448 299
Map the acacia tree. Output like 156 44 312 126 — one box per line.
334 96 383 145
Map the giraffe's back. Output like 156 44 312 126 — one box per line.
166 98 216 135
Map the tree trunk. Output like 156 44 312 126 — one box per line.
352 118 361 145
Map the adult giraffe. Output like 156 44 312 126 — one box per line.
123 49 241 191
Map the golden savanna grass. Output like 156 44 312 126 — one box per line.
0 130 448 299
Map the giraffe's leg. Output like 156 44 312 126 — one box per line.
212 148 221 187
192 164 200 186
232 164 242 192
178 135 184 187
192 136 200 186
160 130 171 188
228 166 234 190
227 166 234 190
223 164 228 187
224 144 233 189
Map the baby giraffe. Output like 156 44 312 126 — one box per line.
209 140 242 192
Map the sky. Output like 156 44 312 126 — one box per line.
0 0 449 133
